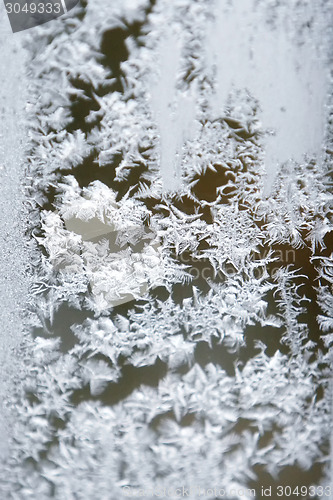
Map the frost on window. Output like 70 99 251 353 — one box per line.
1 0 333 498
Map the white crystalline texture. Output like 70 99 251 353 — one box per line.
1 0 333 498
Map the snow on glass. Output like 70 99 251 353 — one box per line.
1 0 333 498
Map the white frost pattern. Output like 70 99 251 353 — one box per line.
1 0 332 498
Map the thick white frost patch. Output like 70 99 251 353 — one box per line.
206 0 329 193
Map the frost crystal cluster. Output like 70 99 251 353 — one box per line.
1 0 333 498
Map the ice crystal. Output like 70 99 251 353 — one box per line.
1 0 332 498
